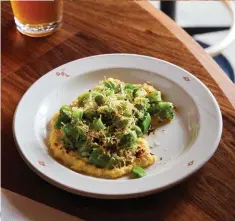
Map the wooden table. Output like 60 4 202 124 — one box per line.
2 1 235 220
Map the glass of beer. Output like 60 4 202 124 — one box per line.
10 0 63 37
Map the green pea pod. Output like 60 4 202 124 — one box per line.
124 83 138 90
118 130 138 149
157 102 174 121
91 91 100 97
75 126 87 146
62 123 78 148
138 112 151 134
77 92 90 101
88 148 110 168
60 105 72 115
72 109 83 122
116 117 132 130
119 101 132 116
84 109 97 122
91 118 105 131
148 101 174 121
134 88 147 97
63 123 77 140
106 154 122 169
131 166 146 178
98 105 113 126
55 105 72 129
63 136 74 149
147 91 162 103
104 81 115 90
134 97 150 111
131 125 143 137
77 92 91 107
54 116 64 129
103 89 115 97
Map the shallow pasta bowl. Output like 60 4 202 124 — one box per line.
13 54 222 199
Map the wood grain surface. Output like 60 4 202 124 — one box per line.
2 1 235 221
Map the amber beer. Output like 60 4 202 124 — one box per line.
10 0 63 37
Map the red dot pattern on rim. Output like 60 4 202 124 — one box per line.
188 160 194 166
38 161 45 166
183 77 190 81
56 72 70 77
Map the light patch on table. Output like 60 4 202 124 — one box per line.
1 188 82 221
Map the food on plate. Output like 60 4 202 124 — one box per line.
49 78 174 179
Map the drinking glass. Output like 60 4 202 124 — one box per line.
10 0 63 37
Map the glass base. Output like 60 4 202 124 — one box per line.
14 17 62 37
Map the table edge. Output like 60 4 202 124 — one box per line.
136 1 235 109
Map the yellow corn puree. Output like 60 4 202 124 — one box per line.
49 114 156 179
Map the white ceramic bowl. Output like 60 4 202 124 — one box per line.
13 54 222 199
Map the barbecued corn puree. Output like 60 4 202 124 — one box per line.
48 114 156 179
